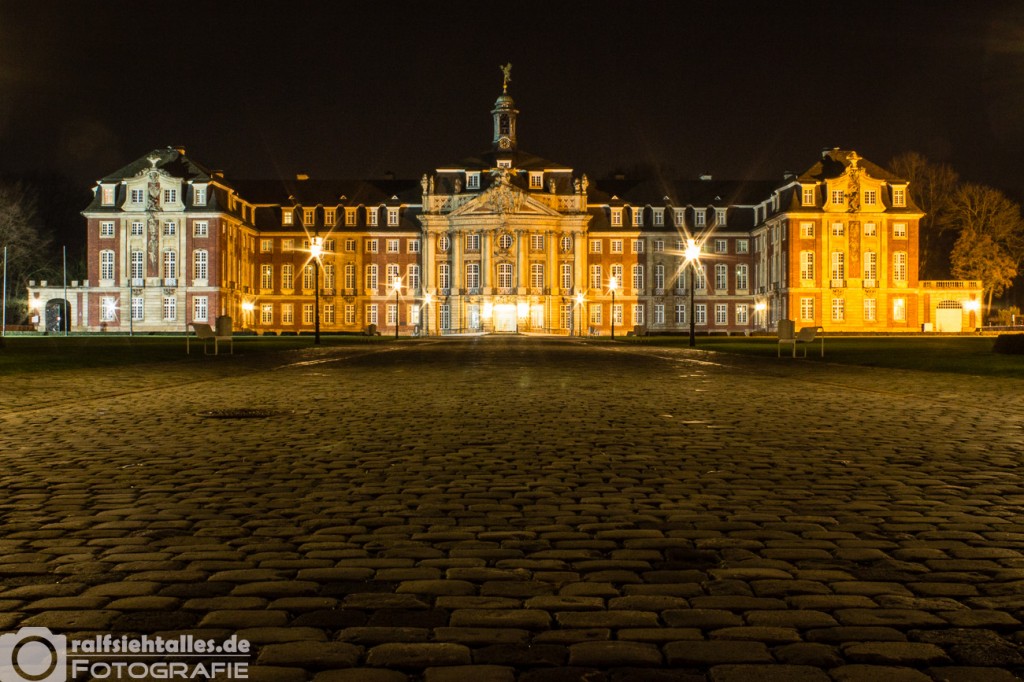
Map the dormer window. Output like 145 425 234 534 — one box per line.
131 188 145 204
163 189 177 204
611 208 623 227
497 159 512 169
653 209 664 226
716 209 727 226
802 186 815 206
324 208 336 225
101 186 115 205
387 208 399 226
695 210 706 227
529 172 543 189
193 186 207 206
893 187 906 207
632 208 643 227
831 189 845 205
367 207 379 226
863 190 876 206
282 210 294 226
467 173 480 190
303 209 314 226
345 208 357 226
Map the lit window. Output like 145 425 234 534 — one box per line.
283 210 293 226
101 186 115 205
893 297 906 321
261 239 273 253
530 173 543 189
893 187 906 207
802 187 815 206
101 296 118 322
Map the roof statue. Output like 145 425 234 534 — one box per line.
500 63 512 93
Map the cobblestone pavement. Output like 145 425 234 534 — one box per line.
3 336 1024 682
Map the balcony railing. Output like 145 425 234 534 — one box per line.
920 280 982 289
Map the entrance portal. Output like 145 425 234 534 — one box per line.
494 304 516 332
45 299 69 333
935 300 963 332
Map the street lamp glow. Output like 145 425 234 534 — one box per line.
392 276 402 339
310 237 323 258
575 292 585 337
684 238 701 262
963 300 981 312
609 276 618 340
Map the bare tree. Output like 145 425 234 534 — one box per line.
0 182 52 322
889 152 959 278
951 231 1017 315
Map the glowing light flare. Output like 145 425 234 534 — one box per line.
755 301 767 312
575 292 585 306
963 300 981 313
684 238 701 262
517 301 529 318
608 276 618 293
242 301 255 312
424 292 434 305
391 275 403 295
309 236 324 258
483 302 494 320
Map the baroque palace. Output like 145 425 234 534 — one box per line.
28 79 982 336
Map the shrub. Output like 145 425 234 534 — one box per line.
993 334 1024 355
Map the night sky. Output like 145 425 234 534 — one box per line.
3 1 1024 199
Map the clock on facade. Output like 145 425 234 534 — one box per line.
498 137 512 149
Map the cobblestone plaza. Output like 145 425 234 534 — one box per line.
2 337 1024 681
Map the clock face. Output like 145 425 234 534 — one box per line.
498 137 511 149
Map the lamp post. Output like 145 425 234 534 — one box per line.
310 236 323 345
575 292 584 337
393 275 402 339
685 238 701 348
609 276 618 340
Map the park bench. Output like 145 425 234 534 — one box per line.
777 319 824 358
188 316 233 355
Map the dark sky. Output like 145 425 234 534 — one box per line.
3 0 1024 198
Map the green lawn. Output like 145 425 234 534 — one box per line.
630 334 1024 378
2 333 1023 379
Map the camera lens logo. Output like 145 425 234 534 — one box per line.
0 628 67 682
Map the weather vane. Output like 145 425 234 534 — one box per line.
500 63 512 93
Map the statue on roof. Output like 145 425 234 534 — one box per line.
500 63 512 93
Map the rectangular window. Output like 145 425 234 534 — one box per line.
559 304 571 330
344 304 355 325
715 264 728 290
466 262 480 289
193 250 208 280
366 239 378 253
100 221 115 237
654 304 665 325
131 295 144 322
261 264 273 290
365 264 378 291
193 221 209 237
302 264 314 290
632 264 644 291
864 252 877 284
386 263 400 289
800 297 814 321
296 303 310 324
736 239 749 254
345 208 357 226
162 250 176 279
589 303 602 326
831 252 845 282
695 264 707 290
736 264 748 290
387 239 400 253
367 207 379 226
130 250 144 280
324 208 336 225
162 296 176 321
323 304 335 324
131 188 145 204
864 298 877 322
101 186 115 205
654 239 665 252
864 222 877 237
163 189 177 204
497 159 511 169
438 263 451 290
163 221 177 237
387 208 399 226
610 263 623 287
282 304 294 324
386 303 397 326
365 304 378 326
282 210 294 226
612 304 623 325
831 222 844 237
893 297 906 321
800 222 815 238
611 209 622 227
831 189 845 205
261 239 273 253
632 304 644 326
345 238 356 252
467 173 480 189
736 304 749 325
440 304 451 330
695 304 707 325
802 187 815 206
466 233 480 251
589 265 602 289
530 234 544 251
715 208 726 226
131 221 144 236
343 264 355 290
632 239 644 253
303 209 314 226
282 264 294 290
193 296 208 323
654 264 665 291
408 264 421 291
589 239 602 253
530 172 543 189
674 209 685 226
695 210 706 227
282 239 294 251
632 208 643 227
675 304 686 325
408 239 420 253
611 239 623 254
863 190 876 206
560 263 572 290
893 222 907 238
715 303 728 325
832 297 845 322
714 239 727 254
893 187 906 207
894 252 908 281
653 210 664 227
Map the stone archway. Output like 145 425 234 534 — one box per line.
45 298 69 333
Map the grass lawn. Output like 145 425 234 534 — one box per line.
630 334 1024 378
0 334 389 375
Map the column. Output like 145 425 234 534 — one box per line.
516 229 527 293
481 229 492 294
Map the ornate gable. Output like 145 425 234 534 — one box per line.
449 170 563 218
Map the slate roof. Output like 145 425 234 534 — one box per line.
99 147 214 184
233 178 421 207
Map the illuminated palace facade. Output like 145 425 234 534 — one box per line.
28 85 982 336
